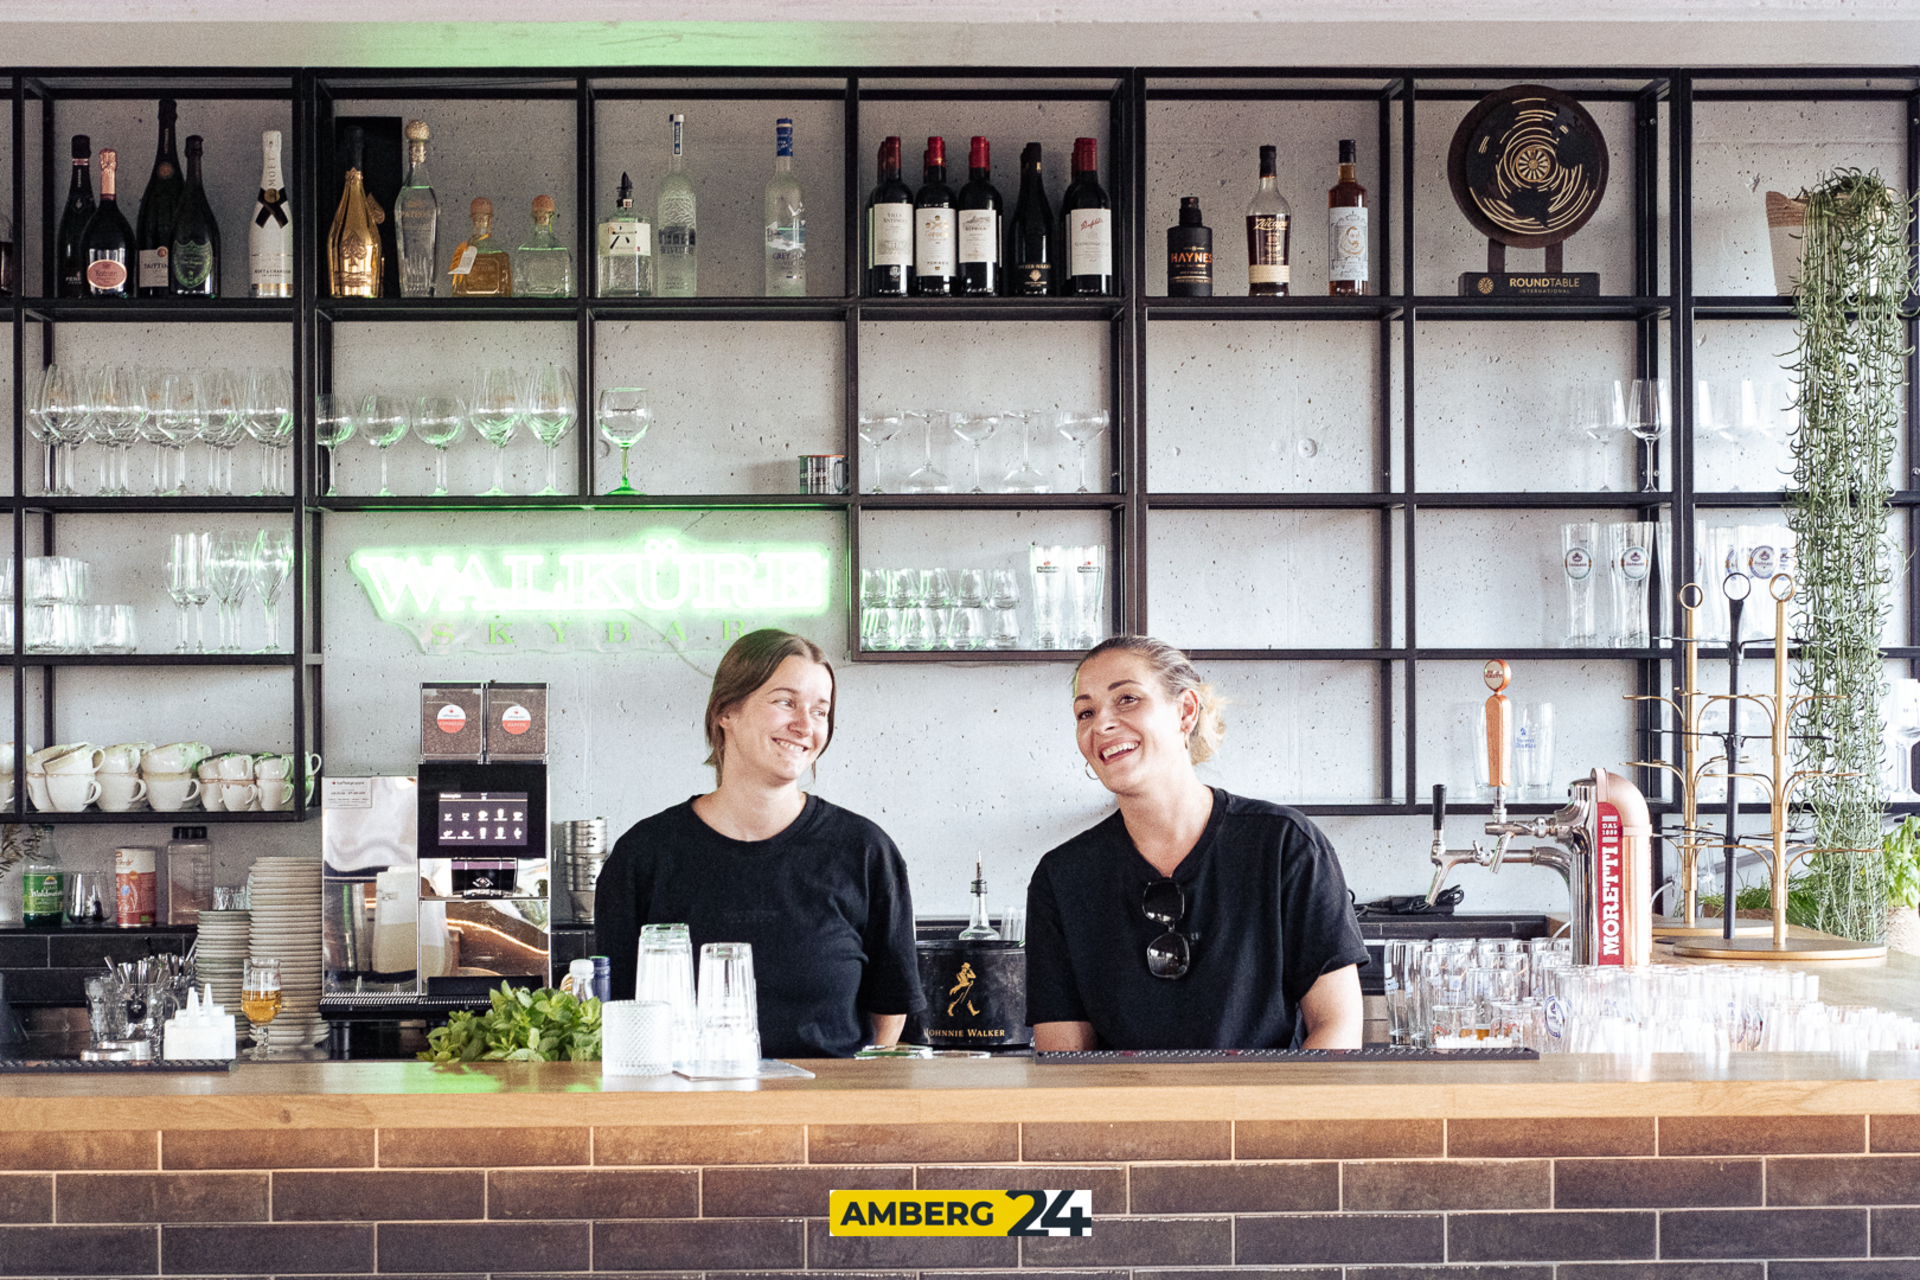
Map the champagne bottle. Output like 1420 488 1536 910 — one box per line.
1059 137 1113 297
328 126 383 298
250 130 292 299
169 135 219 298
955 136 1003 297
912 136 956 298
1005 142 1053 297
864 135 913 297
135 98 184 298
80 148 135 299
56 135 96 299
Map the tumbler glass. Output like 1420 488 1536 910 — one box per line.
635 923 697 1065
695 942 761 1077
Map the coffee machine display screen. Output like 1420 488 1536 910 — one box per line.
436 792 529 847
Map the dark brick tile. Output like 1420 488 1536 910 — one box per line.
810 1122 1019 1164
914 1164 1126 1212
0 1175 50 1224
1557 1266 1768 1280
593 1124 803 1166
1450 1118 1655 1158
1772 1265 1920 1280
495 1274 699 1280
593 1218 804 1270
161 1222 372 1274
0 1130 155 1172
0 936 48 966
1129 1161 1337 1213
1347 1269 1554 1280
1236 1118 1444 1160
1021 1121 1229 1161
1021 1214 1230 1267
1450 1210 1658 1261
56 1171 266 1223
1660 1207 1867 1259
1234 1212 1444 1265
1770 1155 1920 1206
0 1224 154 1275
701 1164 911 1217
378 1127 588 1168
1136 1271 1336 1280
1660 1114 1865 1157
1875 1205 1920 1254
1556 1158 1762 1209
272 1170 483 1221
374 1221 588 1273
488 1168 697 1219
1873 1115 1920 1153
163 1128 374 1170
801 1218 1018 1269
696 1273 911 1280
1344 1159 1548 1211
953 1272 1131 1280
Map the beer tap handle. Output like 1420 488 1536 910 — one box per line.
1482 660 1512 874
1430 783 1448 861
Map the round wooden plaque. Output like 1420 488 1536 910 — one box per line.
1447 84 1610 250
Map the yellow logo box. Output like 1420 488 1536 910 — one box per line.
829 1189 1092 1237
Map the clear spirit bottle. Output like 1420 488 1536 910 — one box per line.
395 119 439 298
958 854 1000 940
764 117 805 297
596 171 651 297
449 196 512 297
515 194 573 297
656 113 697 297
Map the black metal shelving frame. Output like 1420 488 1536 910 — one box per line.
3 63 1916 842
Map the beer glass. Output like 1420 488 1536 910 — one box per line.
1608 521 1657 647
241 957 283 1060
1561 521 1600 646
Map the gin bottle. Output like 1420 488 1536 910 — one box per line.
764 117 805 297
394 119 439 298
656 113 697 297
596 171 651 297
515 194 574 297
448 196 512 297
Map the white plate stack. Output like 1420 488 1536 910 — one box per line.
247 857 324 1050
193 908 252 1012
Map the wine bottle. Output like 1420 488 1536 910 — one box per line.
956 136 1003 297
135 98 184 298
864 135 913 297
249 130 292 299
1005 142 1053 297
79 148 135 299
169 135 219 298
327 126 383 298
912 136 956 297
764 117 805 297
55 135 96 299
1059 137 1113 297
1167 196 1213 297
1246 144 1292 298
596 171 651 298
1327 138 1368 296
655 113 697 298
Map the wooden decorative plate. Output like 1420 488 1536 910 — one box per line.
1447 84 1609 249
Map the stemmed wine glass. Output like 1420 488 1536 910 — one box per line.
37 364 88 498
242 367 294 496
469 366 522 497
89 365 144 497
524 364 578 496
597 387 652 496
1056 409 1109 494
165 532 210 654
144 371 197 496
313 394 357 498
902 410 951 493
1567 380 1625 492
197 370 249 496
1885 678 1920 802
241 957 282 1061
951 412 1000 494
1624 377 1670 493
251 530 293 653
410 396 466 497
206 531 255 653
856 409 905 494
1000 408 1049 493
360 395 410 497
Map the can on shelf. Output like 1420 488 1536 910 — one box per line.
114 846 156 928
800 454 848 495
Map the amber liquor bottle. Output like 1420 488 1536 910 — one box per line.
1327 139 1368 296
1245 145 1291 297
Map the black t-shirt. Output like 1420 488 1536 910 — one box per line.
1025 787 1369 1050
595 793 925 1059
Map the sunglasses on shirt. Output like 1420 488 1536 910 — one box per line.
1142 877 1191 980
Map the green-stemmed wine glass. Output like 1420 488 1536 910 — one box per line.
597 387 652 496
524 364 577 496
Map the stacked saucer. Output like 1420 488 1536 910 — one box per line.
247 857 323 1050
193 908 252 1012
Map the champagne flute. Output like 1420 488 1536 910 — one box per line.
524 363 578 496
597 386 652 496
469 366 522 497
360 394 410 497
241 956 282 1061
1056 409 1109 494
951 412 999 494
410 395 467 497
165 531 209 654
250 529 293 652
313 393 358 498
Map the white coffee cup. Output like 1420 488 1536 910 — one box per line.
147 773 201 812
199 768 226 811
101 741 154 774
97 772 148 813
25 771 49 811
216 753 258 781
46 772 101 812
144 741 211 775
256 751 322 781
0 741 17 777
45 745 103 774
258 777 293 812
0 776 15 807
27 743 88 772
221 779 258 812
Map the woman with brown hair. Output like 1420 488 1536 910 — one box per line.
596 628 923 1057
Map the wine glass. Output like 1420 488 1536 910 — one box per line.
1624 377 1670 493
206 531 255 653
242 367 294 496
1567 380 1625 492
469 366 522 497
410 395 467 497
902 410 951 493
951 412 1000 494
37 364 89 498
89 364 144 497
200 370 250 496
313 394 358 498
1000 408 1050 493
1886 678 1920 802
241 957 283 1061
360 394 410 497
143 370 198 496
524 364 578 496
597 387 652 496
856 409 905 494
1056 409 1109 494
250 529 293 653
165 531 209 654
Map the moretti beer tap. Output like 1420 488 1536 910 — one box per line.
1428 659 1654 966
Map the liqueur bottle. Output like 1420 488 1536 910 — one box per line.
1059 137 1113 297
912 136 956 297
80 148 136 299
1005 141 1053 297
655 113 697 297
1327 138 1369 296
957 854 1000 941
168 135 219 298
1166 196 1213 297
448 197 512 297
514 194 574 297
596 171 651 297
1246 144 1292 297
764 117 805 297
955 136 1003 297
56 135 96 299
135 98 184 298
249 130 292 299
328 126 384 298
394 119 439 298
864 135 913 297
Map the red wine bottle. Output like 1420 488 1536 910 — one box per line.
1006 142 1053 297
956 136 1003 297
912 136 956 297
135 98 184 298
80 148 135 299
1059 136 1113 297
56 135 96 298
864 136 913 297
169 134 220 298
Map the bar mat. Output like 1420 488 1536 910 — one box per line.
0 1058 234 1074
1037 1046 1539 1063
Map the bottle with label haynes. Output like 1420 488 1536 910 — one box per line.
597 171 651 297
1328 138 1368 296
913 136 956 297
249 130 292 298
135 98 184 298
956 136 1002 297
865 135 913 296
1059 136 1112 296
1246 144 1292 297
1167 196 1213 297
764 117 805 297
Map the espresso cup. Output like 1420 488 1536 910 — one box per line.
216 753 258 781
146 773 201 812
45 772 100 812
100 741 153 774
220 779 258 812
45 745 103 774
97 772 148 813
258 777 293 812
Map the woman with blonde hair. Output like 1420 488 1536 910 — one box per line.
1026 636 1366 1051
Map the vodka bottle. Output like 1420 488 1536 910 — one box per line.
515 194 574 297
597 172 651 297
249 130 292 298
656 113 697 297
764 117 805 297
395 119 439 298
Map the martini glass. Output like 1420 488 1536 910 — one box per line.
598 387 652 496
951 412 1000 493
1056 409 1109 493
902 410 952 493
1000 409 1049 493
857 409 905 494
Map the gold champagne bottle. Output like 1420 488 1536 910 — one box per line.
328 126 384 297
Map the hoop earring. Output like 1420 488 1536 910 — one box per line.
1085 762 1099 781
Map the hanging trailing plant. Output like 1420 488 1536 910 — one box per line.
1787 167 1915 942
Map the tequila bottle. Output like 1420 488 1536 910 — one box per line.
395 119 439 298
764 117 805 297
515 194 573 297
449 196 512 297
656 113 697 297
596 171 651 297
